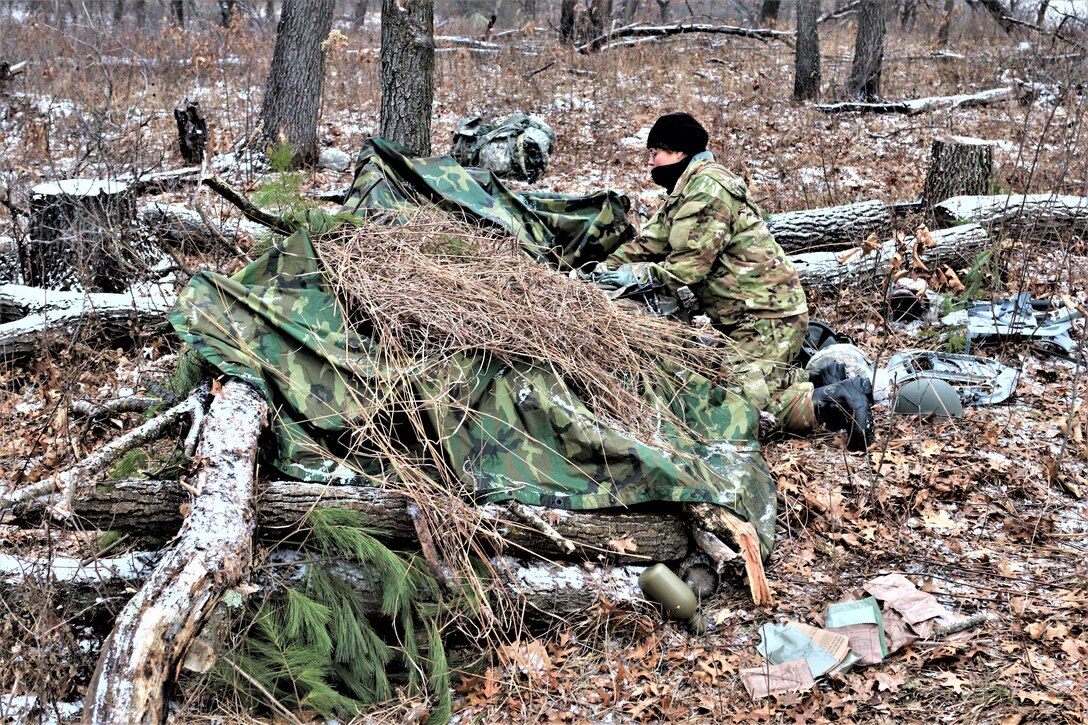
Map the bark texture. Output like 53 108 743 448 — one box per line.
25 180 140 292
921 136 994 211
844 0 887 101
790 224 991 293
84 379 267 724
934 194 1088 237
793 0 821 101
768 200 892 252
0 284 174 359
380 0 435 156
258 0 335 166
23 479 693 564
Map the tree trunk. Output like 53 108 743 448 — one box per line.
768 199 891 252
1035 0 1050 26
380 0 435 156
623 0 640 22
353 0 368 27
24 180 140 292
655 0 669 22
559 0 577 43
975 0 1016 34
258 0 335 166
84 379 267 725
218 0 236 26
844 0 886 101
934 194 1088 238
921 136 994 211
759 0 781 23
937 0 955 46
790 224 991 293
171 0 183 26
900 0 918 28
18 478 694 563
134 0 146 26
113 0 124 24
793 0 821 101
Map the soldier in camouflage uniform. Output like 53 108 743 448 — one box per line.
597 113 873 450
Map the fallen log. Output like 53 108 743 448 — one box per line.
84 378 267 724
789 223 991 293
768 200 893 252
934 194 1088 237
578 23 794 53
140 202 274 252
0 283 175 359
814 85 1024 115
13 479 692 564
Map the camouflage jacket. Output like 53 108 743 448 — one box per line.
606 152 808 326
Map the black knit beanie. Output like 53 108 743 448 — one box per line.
646 112 708 155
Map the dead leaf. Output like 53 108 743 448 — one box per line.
874 670 905 693
937 671 971 694
608 536 637 555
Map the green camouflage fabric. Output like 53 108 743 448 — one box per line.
450 113 556 183
605 152 808 327
717 315 815 432
168 139 779 556
343 137 635 267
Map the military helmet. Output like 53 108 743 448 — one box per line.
893 377 965 418
806 343 875 382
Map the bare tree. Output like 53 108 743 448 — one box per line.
171 0 184 26
218 0 236 26
844 0 886 101
586 0 612 40
1035 0 1050 25
655 0 669 22
793 0 821 101
257 0 335 166
937 0 955 46
623 0 641 23
559 0 577 43
353 0 369 27
973 0 1016 34
380 0 434 156
900 0 918 28
759 0 781 24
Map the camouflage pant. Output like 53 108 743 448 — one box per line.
716 314 814 433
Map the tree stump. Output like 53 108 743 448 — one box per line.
173 99 208 165
24 179 148 292
921 136 994 211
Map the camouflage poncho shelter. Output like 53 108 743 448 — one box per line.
169 138 779 556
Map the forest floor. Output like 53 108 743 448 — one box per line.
1 6 1088 724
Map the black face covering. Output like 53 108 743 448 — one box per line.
650 155 693 193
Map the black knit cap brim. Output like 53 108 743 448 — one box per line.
647 112 708 155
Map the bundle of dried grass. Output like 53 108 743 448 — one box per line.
310 207 743 647
314 207 739 437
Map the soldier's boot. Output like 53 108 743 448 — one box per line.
808 360 849 389
813 376 874 451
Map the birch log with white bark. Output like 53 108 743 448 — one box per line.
814 85 1025 115
0 283 174 358
789 223 991 293
84 379 267 725
768 200 893 252
934 194 1088 236
15 478 692 563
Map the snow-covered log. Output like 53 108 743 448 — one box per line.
85 379 267 724
579 23 794 53
934 194 1088 236
815 85 1024 115
768 200 893 252
789 224 991 293
0 283 174 358
15 478 692 564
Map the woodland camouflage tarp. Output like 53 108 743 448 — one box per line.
169 138 779 556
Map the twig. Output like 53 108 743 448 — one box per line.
523 60 557 80
407 502 453 590
220 656 303 725
81 533 131 565
933 612 989 638
508 502 576 555
0 383 211 516
202 175 293 236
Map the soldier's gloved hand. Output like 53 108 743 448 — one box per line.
573 260 609 281
597 264 649 290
